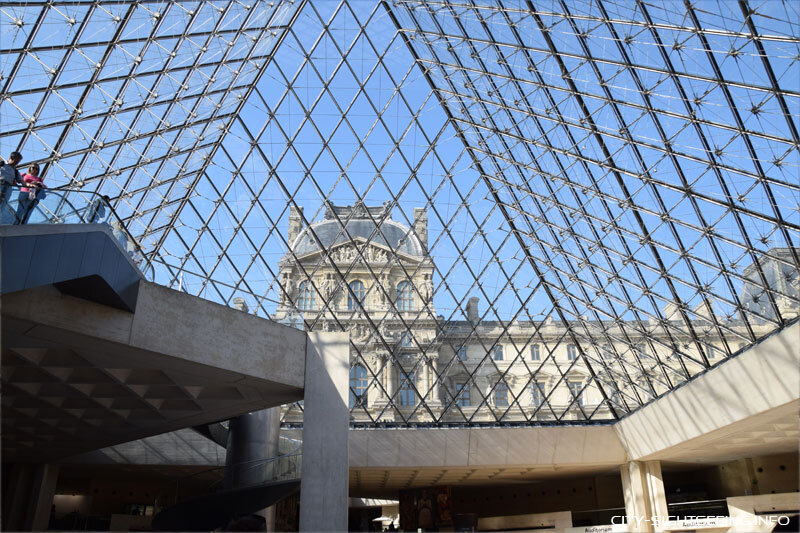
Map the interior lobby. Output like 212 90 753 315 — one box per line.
1 1 798 531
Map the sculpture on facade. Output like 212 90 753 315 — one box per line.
280 273 294 304
422 273 434 303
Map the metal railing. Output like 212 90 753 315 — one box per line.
222 451 303 489
170 434 302 504
171 450 302 505
0 184 154 280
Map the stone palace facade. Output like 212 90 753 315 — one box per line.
274 204 798 424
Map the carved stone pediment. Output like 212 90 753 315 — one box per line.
331 244 359 264
295 238 422 264
349 323 371 344
328 242 393 264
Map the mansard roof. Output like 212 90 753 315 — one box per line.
291 204 424 258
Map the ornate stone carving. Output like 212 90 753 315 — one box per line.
321 319 338 332
280 272 294 304
333 245 358 263
379 323 395 342
350 324 371 344
421 273 434 303
377 273 391 307
322 273 337 300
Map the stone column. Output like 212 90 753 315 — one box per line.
421 357 430 402
372 353 390 408
386 357 395 403
300 332 349 532
428 356 442 407
620 460 668 533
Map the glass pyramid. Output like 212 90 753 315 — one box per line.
1 0 798 426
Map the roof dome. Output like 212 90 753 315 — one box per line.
291 203 424 257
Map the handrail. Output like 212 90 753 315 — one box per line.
212 450 302 490
0 184 154 281
172 450 302 504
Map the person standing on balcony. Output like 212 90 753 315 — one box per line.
84 195 110 223
0 151 23 224
15 163 45 224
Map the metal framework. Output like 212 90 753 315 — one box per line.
1 0 798 426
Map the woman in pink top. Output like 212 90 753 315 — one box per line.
15 163 45 224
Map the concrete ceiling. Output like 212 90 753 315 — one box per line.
1 284 305 462
654 400 799 465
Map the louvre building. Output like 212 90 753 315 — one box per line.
275 204 798 426
1 1 799 531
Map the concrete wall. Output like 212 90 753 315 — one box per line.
131 283 306 387
53 466 217 518
452 475 625 517
350 425 626 469
665 452 800 499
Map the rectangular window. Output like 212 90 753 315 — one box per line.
531 382 545 406
457 345 467 361
568 381 583 405
601 344 612 360
635 343 648 359
566 344 578 361
399 373 416 406
456 383 470 407
530 344 540 361
705 344 715 360
493 345 504 361
494 382 508 406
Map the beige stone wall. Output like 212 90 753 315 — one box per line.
694 453 800 498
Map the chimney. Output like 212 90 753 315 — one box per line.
466 296 480 324
233 297 249 313
413 207 428 252
288 206 304 246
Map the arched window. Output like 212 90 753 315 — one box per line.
349 365 368 408
348 280 365 311
297 281 315 311
494 381 508 406
396 281 414 311
400 331 412 348
457 345 467 361
399 371 416 406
